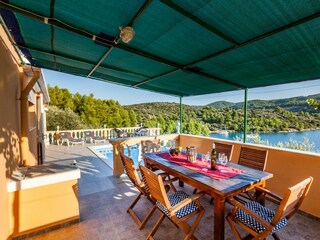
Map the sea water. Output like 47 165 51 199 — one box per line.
210 129 320 152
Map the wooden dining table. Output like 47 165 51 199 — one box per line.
142 151 273 240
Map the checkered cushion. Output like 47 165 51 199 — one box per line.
235 201 288 234
156 191 198 219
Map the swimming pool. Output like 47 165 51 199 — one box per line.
89 144 142 169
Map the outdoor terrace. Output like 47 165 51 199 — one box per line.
2 2 320 239
26 142 320 240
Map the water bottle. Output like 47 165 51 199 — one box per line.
211 143 217 170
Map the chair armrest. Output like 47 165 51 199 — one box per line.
163 177 179 185
156 171 169 177
227 197 270 228
255 186 282 202
170 191 205 215
154 171 172 178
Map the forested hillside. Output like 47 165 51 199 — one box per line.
126 102 320 133
47 86 137 130
208 93 320 112
47 86 320 134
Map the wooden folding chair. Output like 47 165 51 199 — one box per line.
236 147 268 203
215 142 234 160
194 142 234 204
140 165 205 240
238 147 268 172
227 177 313 240
120 153 177 229
120 153 158 229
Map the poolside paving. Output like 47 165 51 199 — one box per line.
28 144 320 240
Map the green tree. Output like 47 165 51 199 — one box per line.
129 110 138 127
48 86 75 110
121 109 131 127
202 124 210 136
112 111 123 127
307 98 320 110
166 120 176 133
232 124 239 131
48 86 139 129
274 106 283 113
184 119 196 134
157 115 166 133
46 106 85 131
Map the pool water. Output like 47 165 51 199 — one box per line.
98 145 142 167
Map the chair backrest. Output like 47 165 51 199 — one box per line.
120 153 143 189
59 131 73 139
137 127 148 134
59 132 67 138
114 128 125 137
140 165 171 208
84 131 94 137
272 177 313 224
238 147 268 171
215 142 234 160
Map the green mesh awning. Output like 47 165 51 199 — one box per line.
1 0 320 97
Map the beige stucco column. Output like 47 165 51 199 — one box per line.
20 70 40 166
109 139 125 177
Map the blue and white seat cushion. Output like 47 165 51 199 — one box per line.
235 201 288 234
156 191 198 219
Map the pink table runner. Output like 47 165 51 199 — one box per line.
156 152 244 181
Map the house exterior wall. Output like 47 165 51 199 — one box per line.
0 25 47 239
0 25 22 240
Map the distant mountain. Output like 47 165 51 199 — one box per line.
207 93 320 112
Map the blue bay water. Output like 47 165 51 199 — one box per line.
98 130 320 164
210 129 320 152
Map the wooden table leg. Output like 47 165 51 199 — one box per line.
214 195 225 240
179 180 184 187
255 181 266 206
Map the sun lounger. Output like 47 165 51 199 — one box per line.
84 131 106 144
57 132 84 146
134 127 148 136
113 128 128 138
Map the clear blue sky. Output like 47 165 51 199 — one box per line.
43 69 320 106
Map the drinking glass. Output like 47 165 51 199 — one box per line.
219 154 228 172
206 153 211 169
218 153 225 165
221 155 228 166
217 153 221 165
201 154 208 171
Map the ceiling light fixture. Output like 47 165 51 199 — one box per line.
119 26 135 43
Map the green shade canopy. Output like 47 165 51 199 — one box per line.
1 0 320 97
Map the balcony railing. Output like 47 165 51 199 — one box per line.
107 134 320 218
45 127 161 145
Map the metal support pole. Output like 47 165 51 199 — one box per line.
243 88 248 143
179 96 183 134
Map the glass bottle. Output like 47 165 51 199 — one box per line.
211 143 217 170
